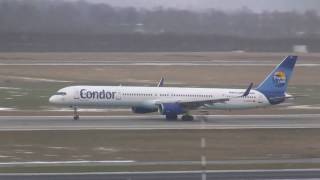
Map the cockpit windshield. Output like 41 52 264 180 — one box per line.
55 92 67 96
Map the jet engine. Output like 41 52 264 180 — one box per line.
131 106 158 114
158 103 185 115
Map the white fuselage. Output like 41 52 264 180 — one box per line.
49 86 270 110
49 56 298 120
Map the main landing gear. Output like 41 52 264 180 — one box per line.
165 114 178 121
165 114 194 121
73 106 79 120
181 114 194 121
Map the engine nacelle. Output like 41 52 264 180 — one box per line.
159 103 185 115
132 106 158 114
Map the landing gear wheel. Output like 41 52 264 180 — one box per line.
181 115 194 121
166 114 178 121
73 115 79 120
73 106 79 120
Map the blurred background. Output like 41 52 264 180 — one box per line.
0 0 319 52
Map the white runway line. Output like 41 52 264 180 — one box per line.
201 138 206 149
200 135 207 180
201 156 207 167
0 75 71 83
201 170 207 180
3 168 320 176
0 114 319 119
0 63 319 67
2 125 320 131
0 114 319 131
0 160 135 166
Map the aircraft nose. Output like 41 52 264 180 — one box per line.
49 96 57 104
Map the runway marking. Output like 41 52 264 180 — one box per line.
0 63 318 67
0 75 71 83
20 114 320 117
3 158 320 168
0 160 135 166
0 114 319 118
0 87 21 90
201 156 207 167
3 168 320 176
2 125 320 131
200 114 207 180
0 107 15 111
0 114 319 131
201 138 206 149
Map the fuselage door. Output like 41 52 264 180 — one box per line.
74 88 80 100
115 92 122 100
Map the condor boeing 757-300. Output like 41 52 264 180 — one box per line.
49 56 297 121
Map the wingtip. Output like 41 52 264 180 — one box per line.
157 77 165 87
242 82 254 97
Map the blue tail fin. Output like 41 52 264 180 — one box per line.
255 56 297 104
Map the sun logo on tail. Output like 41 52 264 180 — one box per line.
273 71 286 87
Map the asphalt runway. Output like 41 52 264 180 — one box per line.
0 114 319 131
3 169 320 180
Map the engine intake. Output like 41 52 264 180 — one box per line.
132 106 158 114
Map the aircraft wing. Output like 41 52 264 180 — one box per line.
155 83 253 110
176 98 230 109
154 97 230 110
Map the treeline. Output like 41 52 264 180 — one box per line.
1 33 319 52
0 0 320 38
1 0 320 52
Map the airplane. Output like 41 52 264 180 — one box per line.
49 55 297 121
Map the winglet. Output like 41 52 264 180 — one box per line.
242 83 253 97
157 77 164 87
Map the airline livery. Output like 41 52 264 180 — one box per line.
49 56 297 121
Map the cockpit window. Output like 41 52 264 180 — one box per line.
55 92 67 96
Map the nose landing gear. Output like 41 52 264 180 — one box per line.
73 106 79 120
